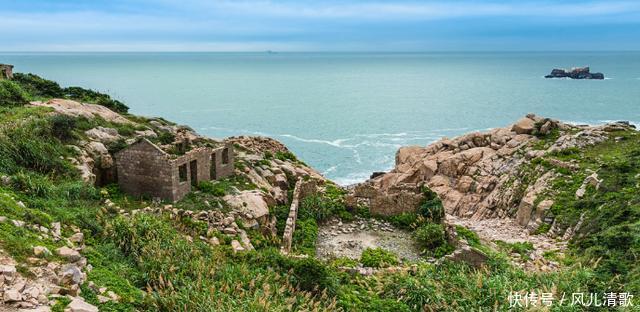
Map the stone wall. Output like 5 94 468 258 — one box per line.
115 139 235 202
210 144 235 179
351 182 424 216
0 64 13 80
280 179 317 254
115 139 175 200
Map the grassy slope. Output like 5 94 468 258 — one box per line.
0 74 638 311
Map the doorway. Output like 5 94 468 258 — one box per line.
190 160 198 186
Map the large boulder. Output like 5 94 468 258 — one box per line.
223 190 273 222
511 117 536 135
65 297 99 312
85 127 121 144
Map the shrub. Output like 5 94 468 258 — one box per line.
415 223 447 250
388 212 419 229
12 73 64 98
418 188 444 223
455 225 480 246
157 131 175 145
196 181 226 196
49 114 77 141
360 248 399 268
292 218 318 255
0 118 73 176
496 241 534 259
275 151 297 162
64 86 129 113
291 257 338 294
0 80 29 107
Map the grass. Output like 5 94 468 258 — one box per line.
360 247 399 268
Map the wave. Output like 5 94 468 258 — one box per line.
279 134 352 148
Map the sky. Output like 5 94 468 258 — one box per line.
1 0 639 52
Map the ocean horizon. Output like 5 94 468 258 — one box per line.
2 51 639 185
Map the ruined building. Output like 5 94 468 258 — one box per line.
115 138 234 202
0 64 14 80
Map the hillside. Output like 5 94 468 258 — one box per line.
0 72 638 311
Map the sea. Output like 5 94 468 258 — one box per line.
2 52 639 185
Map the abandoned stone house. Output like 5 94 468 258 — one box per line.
0 64 14 80
115 138 234 202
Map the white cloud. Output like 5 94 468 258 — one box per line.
195 0 640 20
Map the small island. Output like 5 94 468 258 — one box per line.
545 66 604 79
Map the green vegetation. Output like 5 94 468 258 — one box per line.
0 72 638 311
495 241 535 260
360 247 399 268
0 80 30 107
10 73 129 113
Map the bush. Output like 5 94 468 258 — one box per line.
388 212 419 230
418 188 444 223
64 86 129 113
415 223 447 250
12 73 64 98
292 218 318 255
49 115 77 141
0 80 29 107
196 181 226 196
360 248 399 268
275 151 297 162
291 257 338 294
157 131 175 145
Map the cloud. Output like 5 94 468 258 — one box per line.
186 0 640 20
0 0 638 51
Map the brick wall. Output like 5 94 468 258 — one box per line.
115 140 174 200
115 139 236 202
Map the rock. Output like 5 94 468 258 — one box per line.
56 246 81 262
30 99 132 124
134 129 158 138
33 246 52 258
84 127 121 144
239 230 254 250
64 297 99 312
511 117 536 135
0 264 16 280
52 222 61 238
12 219 25 227
545 67 604 80
97 295 111 303
231 240 245 253
4 287 22 302
69 232 84 244
223 190 273 224
60 264 84 285
445 244 489 268
223 227 237 235
85 141 108 156
107 290 120 301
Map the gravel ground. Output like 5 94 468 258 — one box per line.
316 217 422 261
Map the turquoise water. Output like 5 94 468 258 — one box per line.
2 52 639 184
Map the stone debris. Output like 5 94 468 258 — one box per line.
316 217 421 262
56 247 81 262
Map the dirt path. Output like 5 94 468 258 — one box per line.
447 214 566 271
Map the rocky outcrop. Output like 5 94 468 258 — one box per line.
545 67 604 80
360 114 634 237
30 99 133 124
